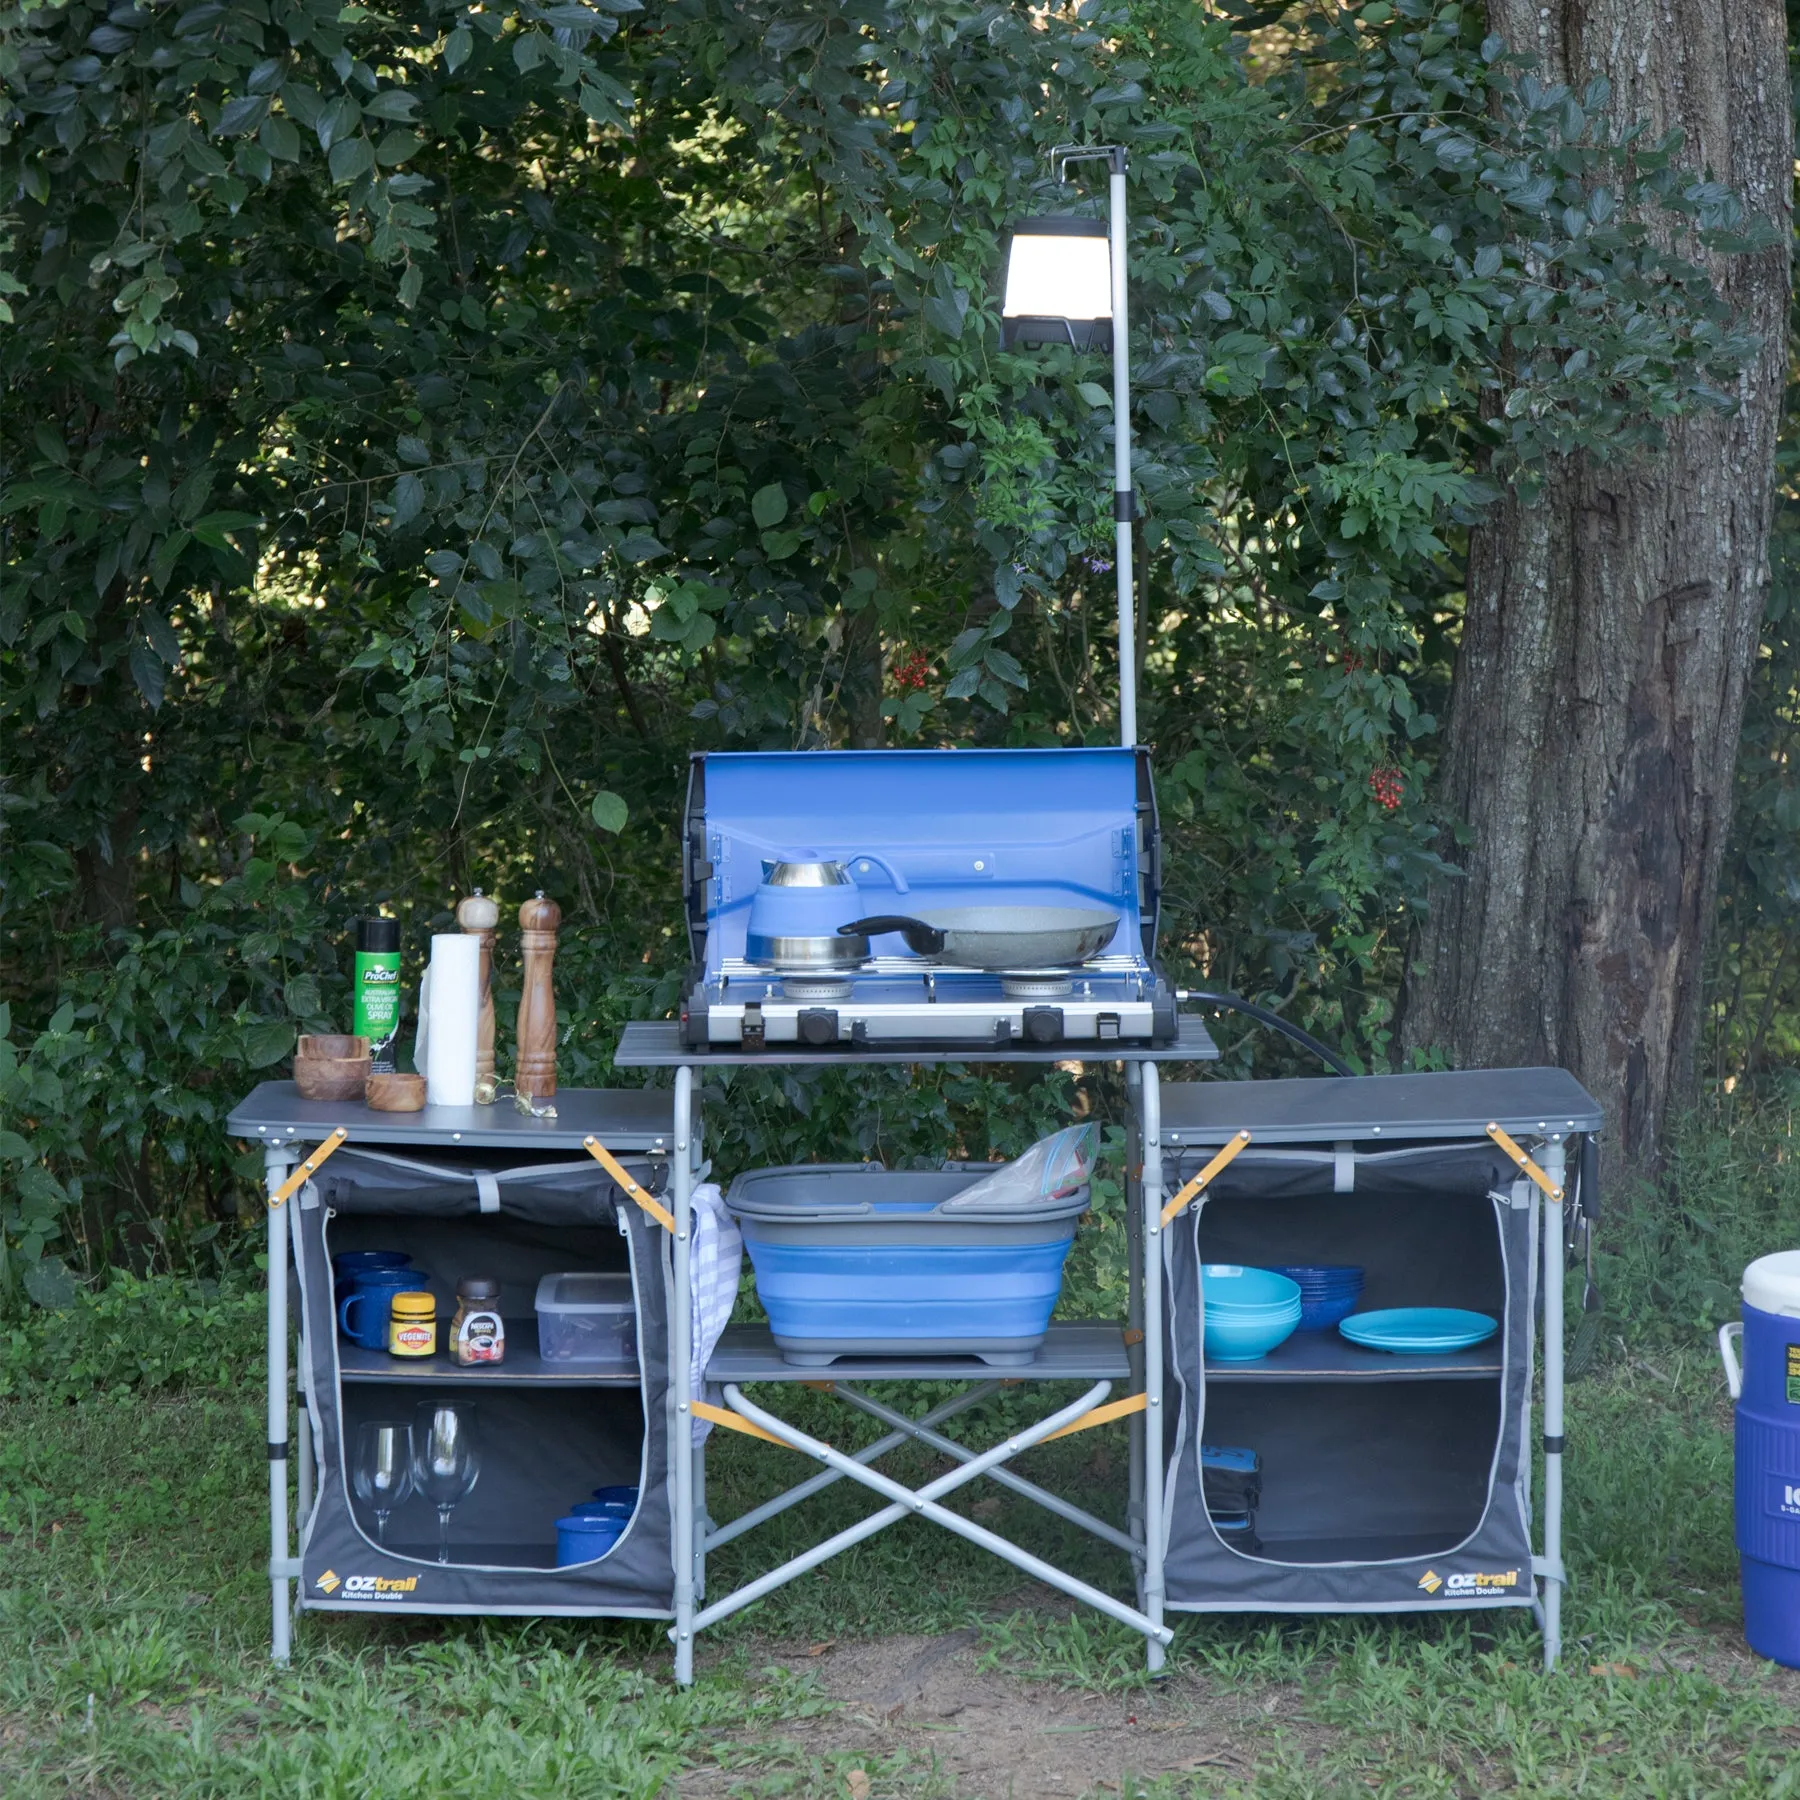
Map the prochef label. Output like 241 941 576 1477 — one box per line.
1787 1344 1800 1405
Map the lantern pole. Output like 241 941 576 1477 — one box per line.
1050 144 1134 746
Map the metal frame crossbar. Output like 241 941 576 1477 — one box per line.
687 1378 1172 1648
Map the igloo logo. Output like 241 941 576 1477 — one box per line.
1772 1480 1800 1519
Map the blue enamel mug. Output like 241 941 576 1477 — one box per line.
338 1269 423 1349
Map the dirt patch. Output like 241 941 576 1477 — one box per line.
679 1624 1313 1800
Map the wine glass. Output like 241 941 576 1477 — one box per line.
412 1402 480 1564
352 1422 413 1545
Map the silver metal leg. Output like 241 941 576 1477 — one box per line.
1541 1137 1567 1669
703 1382 1003 1552
671 1065 696 1685
1125 1064 1146 1572
699 1382 1171 1646
1141 1063 1167 1672
265 1148 294 1664
834 1384 1142 1558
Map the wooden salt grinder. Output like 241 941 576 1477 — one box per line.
515 891 561 1100
456 888 500 1091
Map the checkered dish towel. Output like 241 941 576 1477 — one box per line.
689 1181 742 1444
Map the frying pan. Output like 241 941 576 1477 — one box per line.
840 907 1121 971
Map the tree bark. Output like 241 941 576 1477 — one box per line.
840 602 885 749
1400 0 1791 1186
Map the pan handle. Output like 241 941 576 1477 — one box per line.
840 916 945 955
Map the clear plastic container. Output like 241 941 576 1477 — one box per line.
534 1272 637 1369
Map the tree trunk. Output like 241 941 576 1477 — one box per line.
1400 0 1791 1187
840 602 885 749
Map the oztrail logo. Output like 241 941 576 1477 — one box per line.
1418 1568 1519 1596
315 1569 419 1596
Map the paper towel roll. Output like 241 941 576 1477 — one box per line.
424 932 480 1108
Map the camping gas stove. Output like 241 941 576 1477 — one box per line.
684 954 1177 1050
675 748 1179 1054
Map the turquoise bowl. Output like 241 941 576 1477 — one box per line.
1201 1265 1303 1311
1204 1305 1301 1362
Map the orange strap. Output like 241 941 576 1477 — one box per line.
689 1399 791 1447
1040 1391 1148 1443
1486 1124 1564 1202
269 1127 348 1209
583 1136 678 1233
1160 1130 1252 1226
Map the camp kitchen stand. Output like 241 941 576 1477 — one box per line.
233 739 1598 1677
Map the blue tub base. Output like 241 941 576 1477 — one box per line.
773 1333 1044 1368
1742 1554 1800 1669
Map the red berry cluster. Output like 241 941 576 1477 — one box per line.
1369 766 1405 811
890 650 932 692
1341 652 1365 674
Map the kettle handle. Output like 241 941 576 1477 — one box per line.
845 852 910 894
1719 1319 1743 1400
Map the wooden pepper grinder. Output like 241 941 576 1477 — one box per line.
515 890 560 1101
456 888 500 1102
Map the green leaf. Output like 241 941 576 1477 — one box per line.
391 473 425 529
328 136 376 185
589 791 629 834
0 1129 31 1160
261 115 302 162
618 530 668 562
129 638 167 709
751 483 789 528
23 1257 78 1310
241 1021 297 1069
1076 381 1113 409
444 26 473 70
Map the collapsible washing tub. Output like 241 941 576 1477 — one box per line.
725 1163 1088 1366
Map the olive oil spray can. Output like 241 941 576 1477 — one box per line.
352 918 403 1073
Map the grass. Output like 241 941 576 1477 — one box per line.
3 1089 1799 1796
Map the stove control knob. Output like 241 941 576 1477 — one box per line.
796 1007 839 1047
1023 1006 1064 1045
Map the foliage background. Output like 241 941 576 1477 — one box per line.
1 0 1794 1312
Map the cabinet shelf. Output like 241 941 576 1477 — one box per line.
336 1326 641 1388
1203 1334 1501 1383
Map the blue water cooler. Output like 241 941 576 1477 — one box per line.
1720 1250 1800 1668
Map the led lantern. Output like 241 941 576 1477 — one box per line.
1001 216 1112 349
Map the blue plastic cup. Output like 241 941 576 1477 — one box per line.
556 1513 626 1566
338 1270 423 1349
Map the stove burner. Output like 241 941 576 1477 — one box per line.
780 973 855 1003
1000 971 1076 1000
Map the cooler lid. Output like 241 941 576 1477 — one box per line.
1743 1250 1800 1319
683 748 1159 971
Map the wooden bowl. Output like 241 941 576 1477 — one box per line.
298 1033 369 1061
293 1054 372 1101
366 1072 427 1112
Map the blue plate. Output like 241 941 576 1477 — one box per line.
1339 1308 1497 1353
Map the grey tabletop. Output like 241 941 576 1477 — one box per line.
1156 1066 1602 1146
615 1015 1217 1068
226 1082 681 1151
705 1321 1132 1383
